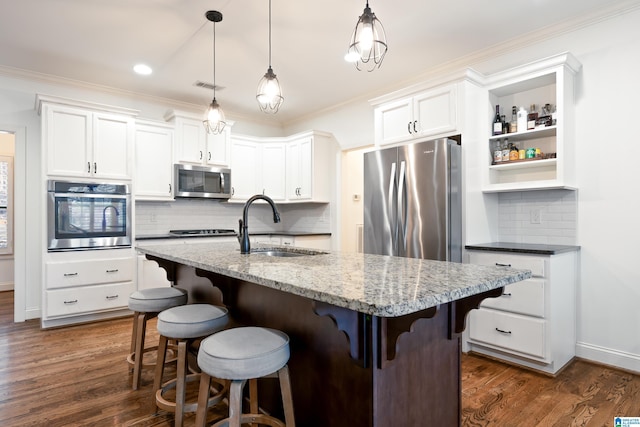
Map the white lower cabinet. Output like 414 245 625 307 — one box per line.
464 249 577 375
42 249 136 328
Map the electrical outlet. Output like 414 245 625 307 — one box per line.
150 213 157 223
530 209 541 224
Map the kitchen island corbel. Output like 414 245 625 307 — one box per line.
138 241 530 427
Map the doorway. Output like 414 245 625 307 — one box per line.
0 132 15 292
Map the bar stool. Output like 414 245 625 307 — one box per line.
195 326 295 427
127 287 188 390
154 304 229 427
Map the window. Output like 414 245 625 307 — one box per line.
0 155 13 255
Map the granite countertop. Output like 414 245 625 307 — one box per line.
137 241 531 317
136 232 331 241
465 242 581 255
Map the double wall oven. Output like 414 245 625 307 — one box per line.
47 180 132 251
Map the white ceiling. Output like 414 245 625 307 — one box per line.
0 0 636 125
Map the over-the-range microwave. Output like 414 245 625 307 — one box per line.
174 163 232 199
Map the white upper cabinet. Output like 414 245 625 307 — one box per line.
372 83 458 146
134 121 174 200
167 110 233 167
230 131 337 203
38 96 136 180
482 53 581 192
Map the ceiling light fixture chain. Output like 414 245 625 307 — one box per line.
203 10 226 134
256 0 284 114
345 1 388 72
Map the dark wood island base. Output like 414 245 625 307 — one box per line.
148 256 502 427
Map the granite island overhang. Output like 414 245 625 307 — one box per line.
137 241 531 427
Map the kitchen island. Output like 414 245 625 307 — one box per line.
137 241 531 427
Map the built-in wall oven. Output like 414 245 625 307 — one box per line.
47 180 132 251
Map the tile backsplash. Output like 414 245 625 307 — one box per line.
498 189 577 245
135 199 331 236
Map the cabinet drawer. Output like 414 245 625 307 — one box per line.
480 278 545 317
469 309 546 359
46 257 135 289
45 281 134 317
468 251 545 277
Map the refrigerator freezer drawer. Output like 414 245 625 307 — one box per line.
469 309 547 360
480 278 545 318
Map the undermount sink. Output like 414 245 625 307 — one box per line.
250 248 327 257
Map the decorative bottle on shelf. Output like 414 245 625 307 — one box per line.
517 106 527 133
493 139 503 164
510 106 518 133
501 115 509 134
527 104 538 130
492 105 502 135
502 138 510 163
509 141 519 161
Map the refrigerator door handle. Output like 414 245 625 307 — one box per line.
388 162 397 221
398 161 407 252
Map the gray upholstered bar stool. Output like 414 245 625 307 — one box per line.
195 327 295 427
127 287 188 390
154 304 229 427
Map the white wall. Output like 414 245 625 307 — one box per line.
286 9 640 372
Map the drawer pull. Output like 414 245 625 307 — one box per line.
106 294 119 300
495 327 512 335
495 262 512 267
64 299 78 305
106 269 119 273
502 293 512 297
63 272 78 277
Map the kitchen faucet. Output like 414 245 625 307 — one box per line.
101 205 119 231
238 194 281 254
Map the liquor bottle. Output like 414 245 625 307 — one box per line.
502 138 510 163
509 141 519 161
492 105 502 135
493 139 503 164
510 106 518 133
501 115 509 134
517 107 527 132
527 104 538 130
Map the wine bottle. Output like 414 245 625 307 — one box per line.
492 105 502 135
510 106 518 133
527 104 538 130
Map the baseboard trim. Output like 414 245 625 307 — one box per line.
576 342 640 374
0 283 14 292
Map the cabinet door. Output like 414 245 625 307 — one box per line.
175 118 206 164
206 126 231 166
230 138 261 200
261 143 287 200
413 84 457 138
286 136 313 200
93 113 133 179
134 124 174 200
374 98 413 145
45 104 92 177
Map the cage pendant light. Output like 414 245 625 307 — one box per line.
203 10 226 134
345 1 387 72
256 0 284 113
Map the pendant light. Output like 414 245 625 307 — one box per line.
203 10 226 134
345 1 387 72
256 0 284 113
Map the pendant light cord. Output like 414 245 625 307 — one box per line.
268 0 272 68
212 20 217 99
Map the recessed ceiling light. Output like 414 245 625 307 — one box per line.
133 64 153 75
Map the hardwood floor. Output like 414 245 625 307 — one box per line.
0 290 638 426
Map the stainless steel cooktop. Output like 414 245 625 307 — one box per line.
169 229 236 236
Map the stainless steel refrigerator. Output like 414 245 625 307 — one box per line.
363 137 462 262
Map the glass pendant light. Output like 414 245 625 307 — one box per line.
203 10 226 134
345 1 387 72
256 0 284 113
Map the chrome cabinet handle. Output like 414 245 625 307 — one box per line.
105 269 119 273
495 262 512 267
231 187 235 196
106 294 119 300
94 162 97 173
199 150 203 160
495 328 512 334
63 272 78 277
208 151 211 161
64 299 78 305
407 122 412 134
413 120 418 133
87 162 91 173
169 183 172 193
502 292 512 297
